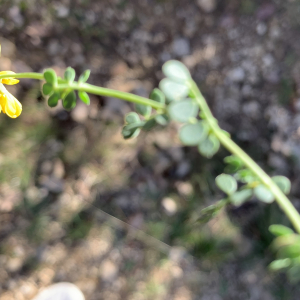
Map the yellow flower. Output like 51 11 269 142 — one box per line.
0 71 22 118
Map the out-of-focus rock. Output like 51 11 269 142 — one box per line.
99 260 118 282
56 5 70 18
242 101 260 120
256 23 267 36
71 101 89 123
175 161 191 178
227 67 245 82
9 6 24 27
172 38 191 57
197 0 217 13
162 197 178 216
0 37 16 58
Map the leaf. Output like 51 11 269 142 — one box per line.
42 83 53 96
122 125 141 139
143 118 157 131
224 155 243 173
63 91 77 110
159 78 189 102
78 69 91 83
254 185 274 203
179 121 208 146
43 69 57 86
278 243 300 258
168 99 199 123
135 103 151 118
198 134 220 158
150 88 165 104
230 189 252 206
162 60 191 82
269 224 294 237
125 112 140 124
234 169 256 183
64 67 76 82
215 174 237 195
78 91 90 105
155 114 169 126
123 113 143 138
272 176 291 195
269 258 291 271
47 92 60 108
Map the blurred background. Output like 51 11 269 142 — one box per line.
1 0 300 299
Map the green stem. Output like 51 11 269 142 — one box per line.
61 83 165 110
2 72 299 233
0 73 165 110
189 80 300 234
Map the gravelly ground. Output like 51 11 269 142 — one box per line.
1 0 300 299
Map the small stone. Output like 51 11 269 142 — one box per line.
9 6 24 27
169 247 187 262
71 101 89 123
160 51 172 62
41 160 53 174
242 101 260 119
53 159 65 179
47 40 61 56
0 37 16 58
197 0 217 13
176 181 193 196
256 22 267 36
175 161 191 178
241 84 253 97
227 67 245 82
99 260 118 281
162 197 178 216
110 61 129 77
56 5 70 18
262 54 274 67
171 38 191 57
268 154 288 171
6 257 23 272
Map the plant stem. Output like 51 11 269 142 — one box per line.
0 73 165 110
61 82 165 110
189 80 300 234
3 72 299 233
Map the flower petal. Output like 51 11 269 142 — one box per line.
0 71 19 85
0 91 22 118
2 78 19 85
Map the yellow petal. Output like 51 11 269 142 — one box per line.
2 78 19 85
0 71 19 85
0 91 22 118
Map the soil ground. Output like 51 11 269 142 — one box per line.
1 1 300 299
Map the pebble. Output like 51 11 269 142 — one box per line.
197 0 217 13
71 101 89 123
162 197 178 216
0 38 16 58
56 5 70 18
227 67 245 82
99 260 118 281
256 23 267 36
172 38 191 57
8 6 24 27
242 101 260 119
